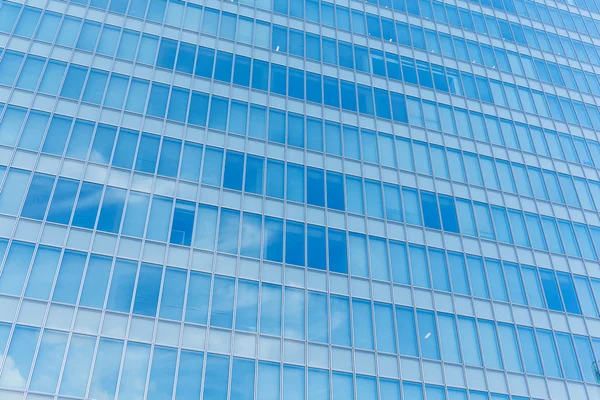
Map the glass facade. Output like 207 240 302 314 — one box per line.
1 0 600 398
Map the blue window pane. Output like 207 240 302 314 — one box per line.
133 263 162 316
52 250 87 305
176 350 204 400
89 338 124 400
79 255 112 308
118 342 151 399
107 259 137 312
0 241 35 296
21 173 54 220
0 326 40 389
24 246 60 300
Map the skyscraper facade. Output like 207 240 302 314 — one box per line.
2 0 600 398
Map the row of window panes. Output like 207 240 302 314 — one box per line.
5 46 600 181
0 319 549 399
0 249 598 389
3 163 600 279
5 101 600 215
7 0 600 129
2 221 599 318
29 0 600 75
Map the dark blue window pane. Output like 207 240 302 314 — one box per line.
421 191 441 230
97 187 126 233
47 178 79 224
328 228 348 273
540 269 564 311
308 225 326 270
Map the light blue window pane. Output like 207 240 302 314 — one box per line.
89 124 117 164
504 263 527 305
117 30 140 60
492 206 513 244
0 326 40 389
147 83 169 118
332 372 354 400
264 217 283 262
260 283 282 336
249 105 267 139
180 142 203 182
456 199 477 237
148 346 177 400
574 223 597 260
203 354 229 400
107 259 137 312
574 335 596 382
16 56 45 91
170 200 195 246
557 272 581 314
118 342 151 400
24 246 60 300
231 358 255 400
331 295 351 347
266 160 285 199
497 323 523 372
556 220 580 257
97 26 120 56
574 276 598 317
146 196 173 242
29 330 68 393
429 248 450 292
485 259 508 302
135 134 159 173
185 271 210 324
211 276 235 329
104 74 129 109
409 245 430 288
525 213 547 250
52 250 86 305
0 323 10 354
438 313 461 363
417 310 440 360
76 21 101 51
384 184 402 222
374 303 396 353
430 145 449 179
0 241 34 295
235 280 258 332
21 173 54 220
473 202 495 240
137 34 158 64
125 79 149 113
60 65 88 100
43 115 73 156
403 187 422 226
380 379 400 400
283 365 304 400
556 333 582 380
202 147 223 186
308 292 328 343
133 263 162 317
478 320 503 369
426 385 446 400
390 240 410 285
537 329 563 377
413 142 432 175
258 362 280 400
240 213 261 259
112 129 139 169
0 2 21 33
508 210 530 247
396 306 418 356
346 177 364 215
46 177 78 224
285 287 305 340
194 204 218 250
463 153 484 186
0 52 24 86
447 252 469 295
356 375 377 400
0 106 27 146
458 317 482 366
309 369 330 400
349 233 369 278
58 334 95 396
175 350 204 400
89 338 124 399
97 187 126 233
39 60 66 95
403 382 423 399
157 138 181 178
540 269 564 311
467 256 489 298
517 326 542 375
369 236 389 281
396 138 414 171
229 101 248 135
121 191 150 238
79 254 111 309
